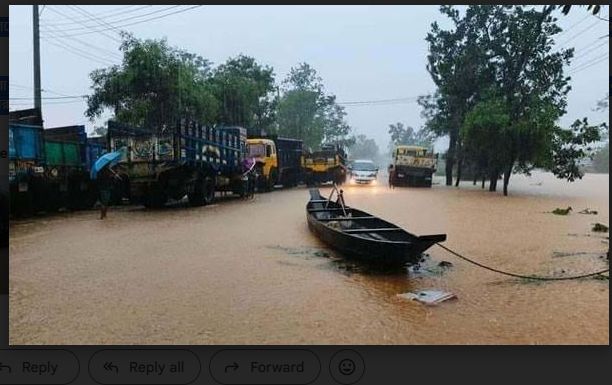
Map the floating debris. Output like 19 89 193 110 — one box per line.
578 208 598 215
438 261 453 268
397 290 457 305
551 206 572 215
592 223 609 233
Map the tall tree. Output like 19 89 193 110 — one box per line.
209 54 277 131
388 122 435 154
421 6 495 186
277 63 352 149
86 32 218 129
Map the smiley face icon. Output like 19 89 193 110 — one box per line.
338 359 356 376
330 349 364 384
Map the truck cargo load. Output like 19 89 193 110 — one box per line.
108 119 247 208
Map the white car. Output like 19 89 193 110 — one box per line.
348 159 379 184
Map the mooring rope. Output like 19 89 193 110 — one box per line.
436 243 609 281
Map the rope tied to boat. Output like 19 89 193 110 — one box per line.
436 243 609 281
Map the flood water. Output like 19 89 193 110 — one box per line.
9 171 609 344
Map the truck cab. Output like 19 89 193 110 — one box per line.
246 138 277 191
390 145 437 187
302 144 347 186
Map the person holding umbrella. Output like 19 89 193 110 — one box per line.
91 148 126 220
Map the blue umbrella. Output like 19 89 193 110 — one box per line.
90 147 126 179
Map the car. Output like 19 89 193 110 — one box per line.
348 159 379 185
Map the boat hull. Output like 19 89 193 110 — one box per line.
306 189 446 266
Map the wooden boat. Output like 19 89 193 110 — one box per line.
306 187 447 266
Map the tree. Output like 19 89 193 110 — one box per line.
349 134 380 161
546 119 605 180
388 122 435 153
421 5 497 186
277 63 352 149
86 32 218 129
422 5 603 196
208 54 277 131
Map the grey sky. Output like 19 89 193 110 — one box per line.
9 5 610 153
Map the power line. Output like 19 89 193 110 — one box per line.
556 13 591 38
68 5 128 41
41 5 151 27
10 95 86 100
42 5 185 34
9 83 80 98
558 20 601 48
47 5 203 38
10 99 86 106
44 6 122 44
568 54 608 75
42 23 122 61
42 37 116 66
572 41 608 61
338 96 420 106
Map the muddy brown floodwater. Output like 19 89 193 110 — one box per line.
9 171 609 345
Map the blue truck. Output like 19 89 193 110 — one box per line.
108 120 247 208
9 108 107 215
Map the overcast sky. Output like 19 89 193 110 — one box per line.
9 5 610 152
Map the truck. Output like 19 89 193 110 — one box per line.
246 132 303 191
302 143 347 186
43 125 105 211
108 120 247 208
8 122 46 216
389 145 437 187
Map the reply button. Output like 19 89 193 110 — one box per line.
210 349 320 384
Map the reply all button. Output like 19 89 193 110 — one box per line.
210 349 321 385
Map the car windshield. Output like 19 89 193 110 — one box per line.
352 161 377 171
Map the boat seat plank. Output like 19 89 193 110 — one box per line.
317 216 376 221
344 227 403 234
308 207 352 212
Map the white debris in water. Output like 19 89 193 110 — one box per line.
397 290 457 305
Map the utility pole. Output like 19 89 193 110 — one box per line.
32 5 42 112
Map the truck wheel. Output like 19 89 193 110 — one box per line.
266 169 277 192
188 177 205 207
203 176 215 205
143 187 167 209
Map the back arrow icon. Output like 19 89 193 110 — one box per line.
224 362 239 373
103 361 119 374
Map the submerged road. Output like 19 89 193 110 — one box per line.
9 172 609 344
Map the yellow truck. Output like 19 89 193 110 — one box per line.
389 145 437 187
302 144 347 186
246 136 303 191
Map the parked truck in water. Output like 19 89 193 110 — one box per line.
302 143 347 186
9 109 106 215
108 120 247 208
246 134 303 191
43 125 105 211
390 145 437 187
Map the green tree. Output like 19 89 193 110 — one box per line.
388 122 435 153
209 54 277 131
421 5 496 186
349 134 380 161
277 63 352 149
86 32 218 129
